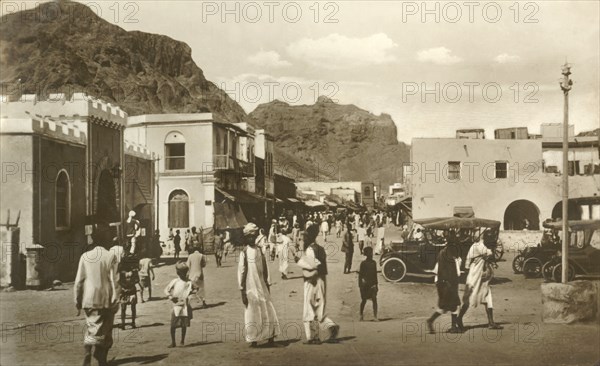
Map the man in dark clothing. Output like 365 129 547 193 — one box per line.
341 224 354 274
426 235 463 334
358 246 378 321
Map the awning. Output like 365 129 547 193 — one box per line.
305 200 325 208
287 198 300 203
216 187 266 204
324 200 338 207
214 201 248 230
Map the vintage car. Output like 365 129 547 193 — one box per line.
513 224 562 277
535 220 600 282
379 217 502 282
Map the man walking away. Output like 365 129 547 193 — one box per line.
238 223 281 347
457 230 503 330
341 224 354 274
296 224 340 344
358 247 378 321
74 224 119 366
187 246 207 308
276 229 291 279
214 231 224 268
427 234 462 334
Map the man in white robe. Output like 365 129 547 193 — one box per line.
297 224 340 344
457 230 502 330
276 230 291 279
238 223 281 347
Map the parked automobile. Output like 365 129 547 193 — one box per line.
379 217 501 282
513 224 562 277
537 219 600 282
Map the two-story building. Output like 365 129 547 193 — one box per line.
125 113 269 242
409 125 599 230
1 93 154 286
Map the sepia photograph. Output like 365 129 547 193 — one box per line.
0 1 599 365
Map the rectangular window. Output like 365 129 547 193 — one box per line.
495 161 508 179
447 161 461 180
165 143 185 170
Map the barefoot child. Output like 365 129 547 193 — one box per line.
138 254 155 302
358 246 378 321
164 262 193 347
119 270 138 329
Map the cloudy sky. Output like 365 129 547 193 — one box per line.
75 1 598 142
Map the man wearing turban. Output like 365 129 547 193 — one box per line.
238 223 281 347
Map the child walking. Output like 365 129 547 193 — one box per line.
119 270 138 329
164 262 193 347
138 253 155 302
358 247 378 321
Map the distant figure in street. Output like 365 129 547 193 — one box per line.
277 229 291 279
427 235 462 334
164 262 193 347
109 237 125 268
457 231 503 330
296 224 339 344
222 227 232 261
74 224 119 366
191 226 204 254
119 270 138 329
358 246 378 321
187 246 207 308
138 254 155 302
341 224 354 274
357 224 367 254
320 219 329 241
268 220 278 261
257 228 269 256
335 219 343 238
184 229 191 253
291 223 301 252
238 223 281 347
173 230 181 259
214 231 224 267
125 210 141 254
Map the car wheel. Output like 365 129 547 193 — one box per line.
382 257 407 283
522 258 542 278
541 261 555 282
552 264 575 283
494 240 505 261
512 255 525 274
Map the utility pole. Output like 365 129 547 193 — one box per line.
560 62 573 283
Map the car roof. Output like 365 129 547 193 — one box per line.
542 219 600 231
413 217 501 230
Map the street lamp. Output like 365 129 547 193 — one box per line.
559 62 573 284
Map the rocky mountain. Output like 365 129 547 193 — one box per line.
577 128 599 137
0 1 246 121
249 96 410 189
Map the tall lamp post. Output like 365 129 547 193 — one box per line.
560 63 573 284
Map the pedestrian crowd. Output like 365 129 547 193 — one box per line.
73 209 501 364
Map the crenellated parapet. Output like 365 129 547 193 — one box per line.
0 116 87 145
125 139 155 159
0 92 127 128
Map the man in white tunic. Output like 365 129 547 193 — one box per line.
238 223 281 347
276 230 291 279
297 224 340 344
457 230 503 330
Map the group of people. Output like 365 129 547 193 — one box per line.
74 208 503 364
427 230 503 333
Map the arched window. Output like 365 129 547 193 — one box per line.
55 170 71 229
169 190 189 228
165 131 185 170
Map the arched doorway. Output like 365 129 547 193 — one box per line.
169 190 189 228
96 169 119 224
551 201 582 220
504 200 540 230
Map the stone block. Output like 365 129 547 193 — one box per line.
541 280 597 323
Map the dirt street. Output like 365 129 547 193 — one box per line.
1 233 598 366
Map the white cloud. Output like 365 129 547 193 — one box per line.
416 47 462 65
247 51 291 68
494 53 521 64
286 33 397 69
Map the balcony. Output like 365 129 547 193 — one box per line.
213 154 254 176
